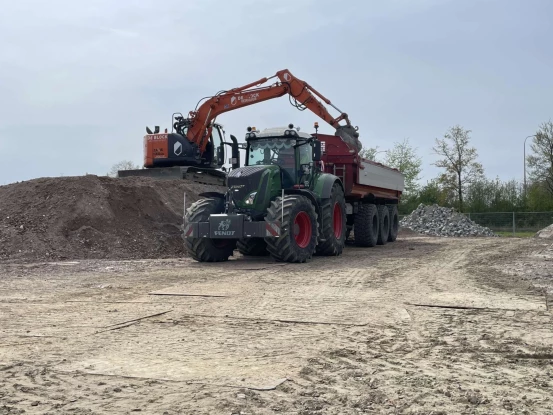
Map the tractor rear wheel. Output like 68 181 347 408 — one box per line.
265 195 318 263
354 203 378 247
316 182 347 256
183 198 236 262
387 204 399 242
377 205 390 245
237 238 269 256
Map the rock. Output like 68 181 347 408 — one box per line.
400 204 497 238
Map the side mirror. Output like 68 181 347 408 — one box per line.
216 145 224 166
312 140 322 162
230 135 240 169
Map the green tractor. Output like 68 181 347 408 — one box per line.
182 124 348 263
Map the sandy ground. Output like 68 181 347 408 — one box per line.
1 234 553 414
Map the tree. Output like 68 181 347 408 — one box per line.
432 125 483 212
359 146 379 161
464 177 524 212
108 160 141 177
383 138 422 195
527 120 553 195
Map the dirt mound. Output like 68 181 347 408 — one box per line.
0 175 224 261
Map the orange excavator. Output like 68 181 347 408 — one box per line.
118 69 362 185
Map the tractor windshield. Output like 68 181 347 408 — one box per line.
247 138 297 167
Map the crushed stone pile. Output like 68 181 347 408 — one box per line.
400 204 497 237
535 223 553 238
0 175 224 261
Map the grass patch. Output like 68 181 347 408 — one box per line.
496 231 535 238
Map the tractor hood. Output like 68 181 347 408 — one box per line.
227 165 281 216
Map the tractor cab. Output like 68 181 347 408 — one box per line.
244 124 317 188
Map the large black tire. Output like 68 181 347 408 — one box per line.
354 204 378 247
387 204 399 242
264 195 318 263
315 182 347 256
183 198 236 262
237 238 269 256
376 205 390 245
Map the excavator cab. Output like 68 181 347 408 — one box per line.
142 114 228 169
171 113 226 168
119 115 234 186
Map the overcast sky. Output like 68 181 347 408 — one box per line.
1 0 551 185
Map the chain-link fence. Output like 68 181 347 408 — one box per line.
466 212 553 234
399 211 553 236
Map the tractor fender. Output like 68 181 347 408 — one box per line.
316 174 344 200
199 191 226 199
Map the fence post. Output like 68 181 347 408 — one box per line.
468 213 471 220
513 212 515 236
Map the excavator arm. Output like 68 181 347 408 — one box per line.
185 69 359 153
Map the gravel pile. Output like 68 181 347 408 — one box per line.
400 204 497 237
535 223 553 238
0 175 224 261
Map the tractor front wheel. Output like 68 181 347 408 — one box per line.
183 198 236 262
265 195 318 263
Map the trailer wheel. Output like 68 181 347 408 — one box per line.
316 182 346 256
183 198 236 262
237 238 269 256
354 203 378 247
265 195 318 263
376 205 390 245
387 204 399 242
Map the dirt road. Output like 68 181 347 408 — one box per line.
1 235 553 414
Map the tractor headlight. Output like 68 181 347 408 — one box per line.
245 191 257 205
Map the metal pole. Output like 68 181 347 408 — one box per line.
183 192 187 226
513 211 515 236
281 189 284 230
524 135 535 198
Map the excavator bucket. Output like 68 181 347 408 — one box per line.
335 125 362 153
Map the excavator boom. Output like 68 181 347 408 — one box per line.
186 69 356 154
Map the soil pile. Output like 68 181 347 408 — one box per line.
400 204 497 237
0 175 224 261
